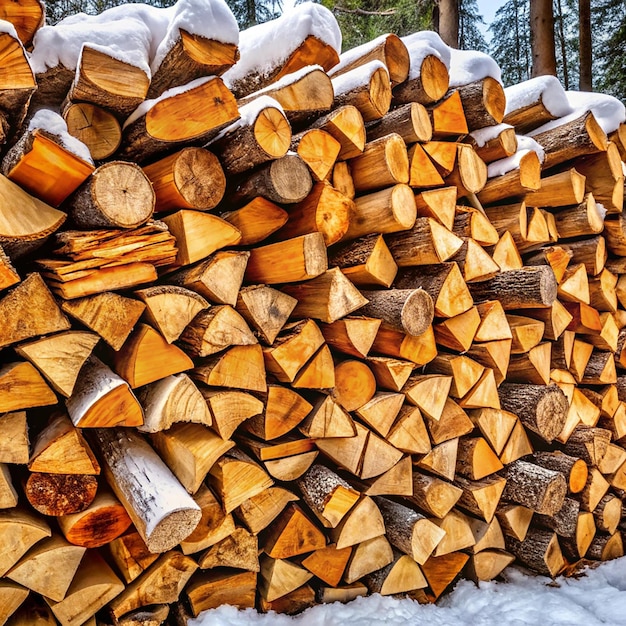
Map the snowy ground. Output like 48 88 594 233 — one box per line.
189 558 626 625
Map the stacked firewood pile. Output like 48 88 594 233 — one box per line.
1 0 626 623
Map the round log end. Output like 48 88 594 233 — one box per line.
483 77 506 124
93 161 155 228
384 34 410 85
410 102 433 143
60 503 132 548
420 55 450 104
533 265 558 307
25 473 98 516
63 103 122 161
269 155 313 204
390 184 417 230
144 507 203 553
369 66 392 120
254 106 292 159
401 288 434 336
535 384 569 442
569 459 589 493
174 147 226 210
384 133 410 185
537 472 567 516
519 150 541 191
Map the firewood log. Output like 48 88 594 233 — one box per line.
309 105 366 160
426 90 469 138
530 111 608 170
185 570 256 615
24 472 97 516
0 411 28 464
0 0 44 48
62 102 122 161
477 151 541 206
449 77 505 130
291 128 341 182
90 428 201 553
0 508 50 576
366 102 432 144
0 361 57 412
505 527 564 576
142 147 226 212
118 76 239 163
465 124 517 163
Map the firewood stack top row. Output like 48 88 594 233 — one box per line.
1 0 626 623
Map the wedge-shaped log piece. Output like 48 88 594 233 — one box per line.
343 536 393 585
431 509 477 557
407 142 446 188
197 526 258 571
423 90 467 139
407 472 462 519
0 361 56 412
420 552 469 600
44 551 124 626
0 508 51 577
299 394 356 439
63 102 121 161
386 217 464 266
7 535 85 602
456 474 506 522
118 76 239 163
0 411 28 464
369 321 436 369
329 495 385 549
162 210 241 268
321 316 381 358
291 128 340 182
491 231 523 271
415 437 458 481
112 323 193 389
24 471 97 516
142 147 226 212
28 413 99 475
150 423 234 494
403 373 452 421
469 407 517 456
395 262 473 319
281 268 368 324
456 437 503 480
235 486 298 535
297 464 360 529
466 549 514 582
178 305 256 358
208 449 273 514
434 306 481 352
263 502 326 559
355 391 404 439
67 161 154 230
331 60 391 122
176 484 235 557
108 550 198 620
259 556 312 603
57 488 131 549
15 331 99 399
301 543 352 587
0 462 16 509
530 110 608 170
135 285 208 345
210 96 291 176
375 496 445 564
592 493 622 535
91 428 201 553
0 581 30 624
67 44 149 117
200 388 263 440
385 406 430 455
310 105 365 160
0 2 43 48
341 183 416 242
0 273 69 349
3 128 94 208
366 355 414 392
192 344 267 392
277 180 353 246
364 550 427 596
186 569 256 615
427 354 485 399
242 386 310 442
60 291 144 351
563 425 611 467
586 531 624 562
506 528 564 577
169 250 249 307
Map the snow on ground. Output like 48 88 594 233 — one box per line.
189 558 626 626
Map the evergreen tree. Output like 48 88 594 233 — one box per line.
489 0 531 85
458 0 488 51
230 0 281 30
593 0 626 101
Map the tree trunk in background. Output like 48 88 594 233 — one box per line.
579 0 593 90
530 0 557 78
555 0 569 89
436 0 460 48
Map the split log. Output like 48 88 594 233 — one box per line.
309 105 366 160
118 76 239 163
0 361 57 413
506 528 564 576
0 0 44 48
185 570 256 615
450 77 505 130
0 411 29 464
426 90 468 138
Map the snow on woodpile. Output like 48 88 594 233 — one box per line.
448 47 502 87
504 75 572 118
566 90 626 135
